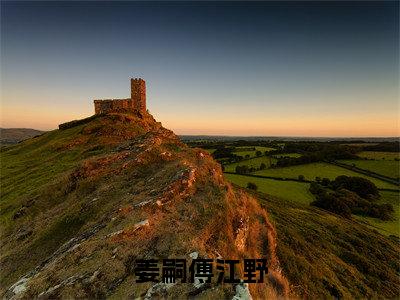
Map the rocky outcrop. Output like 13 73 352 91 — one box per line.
2 112 289 299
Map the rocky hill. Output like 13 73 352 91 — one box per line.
1 112 288 299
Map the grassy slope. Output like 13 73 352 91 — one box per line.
338 159 399 179
0 115 149 227
236 185 400 298
226 174 399 237
1 113 287 299
0 114 152 288
253 162 397 189
3 119 399 298
1 126 95 226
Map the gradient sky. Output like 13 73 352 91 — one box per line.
1 1 399 137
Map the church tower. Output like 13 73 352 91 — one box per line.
131 78 146 115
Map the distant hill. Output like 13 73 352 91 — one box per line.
0 128 45 145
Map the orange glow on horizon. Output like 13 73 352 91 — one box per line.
1 96 398 138
1 106 399 137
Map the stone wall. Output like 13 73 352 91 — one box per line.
93 78 146 115
94 98 132 114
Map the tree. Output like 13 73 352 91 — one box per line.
332 176 379 199
260 163 267 170
315 176 321 183
213 147 234 159
298 175 305 181
247 182 258 190
310 188 392 221
256 150 262 157
311 193 352 219
235 165 250 174
321 178 330 186
309 182 325 195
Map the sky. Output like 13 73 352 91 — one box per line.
1 1 399 137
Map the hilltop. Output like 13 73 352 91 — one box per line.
1 111 399 299
1 112 288 299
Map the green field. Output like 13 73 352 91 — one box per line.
251 189 400 298
226 173 399 237
233 146 276 157
354 191 400 236
224 156 277 172
253 162 398 189
338 159 399 179
201 146 276 157
357 151 400 160
224 173 314 205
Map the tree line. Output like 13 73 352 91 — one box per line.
310 176 394 220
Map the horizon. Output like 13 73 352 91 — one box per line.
1 127 399 140
1 1 399 137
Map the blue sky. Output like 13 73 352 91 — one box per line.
1 1 399 136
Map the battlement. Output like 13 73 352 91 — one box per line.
93 78 146 115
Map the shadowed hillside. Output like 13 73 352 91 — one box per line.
243 187 400 299
1 112 288 299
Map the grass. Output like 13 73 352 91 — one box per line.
246 187 400 299
338 159 399 179
253 162 398 189
0 113 168 287
2 113 399 298
224 156 277 172
0 126 91 226
0 113 290 299
357 151 400 160
224 173 314 205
